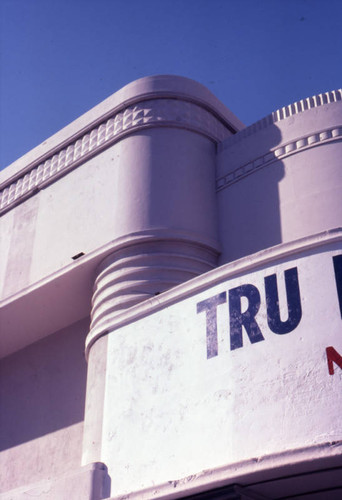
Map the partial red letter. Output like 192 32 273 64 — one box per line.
326 346 342 375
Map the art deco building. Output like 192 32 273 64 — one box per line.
1 76 341 499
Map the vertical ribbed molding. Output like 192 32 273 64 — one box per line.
85 76 244 353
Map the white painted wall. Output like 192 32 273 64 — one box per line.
87 235 342 497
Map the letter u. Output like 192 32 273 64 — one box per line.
264 267 302 335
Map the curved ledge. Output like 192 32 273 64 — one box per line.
109 440 342 500
85 227 342 358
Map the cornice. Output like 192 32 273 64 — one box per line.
216 125 342 191
0 98 232 215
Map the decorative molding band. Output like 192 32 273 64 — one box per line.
216 125 342 192
0 99 231 215
89 236 219 335
219 88 342 150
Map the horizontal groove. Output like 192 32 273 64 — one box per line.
89 235 220 327
91 281 181 329
95 247 218 280
92 263 212 305
91 275 194 318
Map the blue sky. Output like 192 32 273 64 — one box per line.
1 0 341 170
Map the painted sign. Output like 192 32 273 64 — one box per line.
197 266 302 358
197 254 342 375
101 246 342 495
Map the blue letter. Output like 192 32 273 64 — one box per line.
265 267 302 334
229 284 264 350
333 254 342 318
197 292 227 359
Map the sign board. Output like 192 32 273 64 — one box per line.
101 246 342 494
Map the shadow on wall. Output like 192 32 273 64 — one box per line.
217 123 284 264
0 317 89 451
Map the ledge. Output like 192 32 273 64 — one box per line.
108 441 342 500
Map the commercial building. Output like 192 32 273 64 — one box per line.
1 76 341 499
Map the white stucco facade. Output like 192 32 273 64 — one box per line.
0 76 341 499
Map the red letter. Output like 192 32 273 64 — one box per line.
326 346 342 375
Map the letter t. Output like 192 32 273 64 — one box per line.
197 292 227 359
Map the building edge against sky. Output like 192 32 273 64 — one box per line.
0 76 342 499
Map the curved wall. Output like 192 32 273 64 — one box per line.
216 90 342 264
